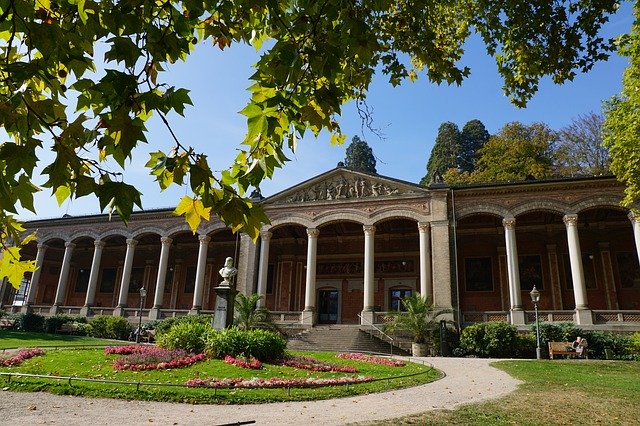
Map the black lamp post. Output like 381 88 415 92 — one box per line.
529 285 541 360
136 287 147 344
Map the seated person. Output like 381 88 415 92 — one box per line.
572 336 588 356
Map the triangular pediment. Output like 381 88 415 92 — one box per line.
263 167 428 206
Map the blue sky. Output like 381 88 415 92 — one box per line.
20 4 635 220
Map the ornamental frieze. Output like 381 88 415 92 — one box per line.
317 260 415 275
276 175 413 204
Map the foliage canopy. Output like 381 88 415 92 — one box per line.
0 0 621 287
344 136 377 174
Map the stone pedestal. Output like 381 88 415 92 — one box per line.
80 305 92 317
301 308 315 325
50 305 61 316
575 308 594 325
212 285 236 329
148 307 161 320
510 308 526 325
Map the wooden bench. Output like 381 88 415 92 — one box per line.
56 323 81 335
548 341 588 359
0 318 16 329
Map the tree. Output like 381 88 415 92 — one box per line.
556 112 610 176
459 119 490 173
604 4 640 208
470 122 556 183
421 122 461 185
234 293 274 331
344 136 376 173
0 1 622 287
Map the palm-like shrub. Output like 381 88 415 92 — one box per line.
384 293 451 344
234 293 274 330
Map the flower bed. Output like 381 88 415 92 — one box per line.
109 346 207 371
274 355 357 373
224 354 262 369
0 348 45 367
104 345 147 355
336 352 406 367
185 375 374 389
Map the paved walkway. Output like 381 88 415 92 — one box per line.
0 357 521 425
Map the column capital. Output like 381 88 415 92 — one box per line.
502 217 516 230
64 241 76 250
417 222 431 233
261 230 273 241
307 228 320 238
125 238 138 247
198 234 211 244
563 214 579 226
161 236 173 246
94 240 106 249
363 225 376 236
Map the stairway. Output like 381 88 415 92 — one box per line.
286 325 410 355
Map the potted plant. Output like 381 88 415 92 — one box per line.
384 293 452 357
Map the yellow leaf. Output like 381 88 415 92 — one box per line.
173 196 210 233
0 247 36 289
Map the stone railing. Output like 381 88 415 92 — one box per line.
268 311 303 323
593 310 640 324
462 311 510 324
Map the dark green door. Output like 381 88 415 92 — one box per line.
317 290 339 324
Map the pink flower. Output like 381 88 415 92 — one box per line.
185 375 374 389
108 346 207 371
223 355 263 369
0 348 45 367
336 352 405 367
273 355 358 373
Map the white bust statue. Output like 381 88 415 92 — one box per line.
219 256 238 285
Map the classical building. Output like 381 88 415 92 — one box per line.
2 167 640 330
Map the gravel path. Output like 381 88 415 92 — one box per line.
0 357 521 425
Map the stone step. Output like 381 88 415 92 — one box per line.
286 326 410 356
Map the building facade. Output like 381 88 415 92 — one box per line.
2 168 639 330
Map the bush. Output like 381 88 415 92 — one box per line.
44 315 87 334
155 322 212 354
205 327 287 361
88 316 132 340
534 321 583 357
629 332 640 354
153 315 213 337
459 322 519 358
582 331 630 360
18 312 45 332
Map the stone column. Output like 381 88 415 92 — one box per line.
418 222 432 299
302 228 319 325
190 234 211 314
149 237 172 319
598 242 617 310
430 220 453 310
24 243 47 309
546 244 563 310
236 233 258 297
503 218 525 325
80 240 105 316
51 242 75 315
361 225 376 324
564 214 592 324
114 239 138 316
256 231 272 308
629 212 640 266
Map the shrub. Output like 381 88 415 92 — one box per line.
629 332 640 354
205 327 287 361
88 316 132 340
155 321 212 354
514 333 536 358
18 312 45 332
459 322 519 358
153 315 213 337
535 321 583 357
44 315 87 334
582 331 631 360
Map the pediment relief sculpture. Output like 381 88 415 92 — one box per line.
275 175 417 204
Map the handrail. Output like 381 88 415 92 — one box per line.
358 313 396 355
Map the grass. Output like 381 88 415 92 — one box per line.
368 360 640 425
0 330 119 349
0 337 439 404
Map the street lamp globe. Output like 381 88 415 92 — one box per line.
139 287 147 298
530 286 540 303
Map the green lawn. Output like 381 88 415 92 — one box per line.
0 330 121 349
369 360 640 425
0 333 439 404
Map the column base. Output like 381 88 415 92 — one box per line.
574 308 593 325
50 305 61 316
189 307 201 315
20 304 32 314
301 309 315 326
113 306 126 317
360 309 375 325
148 307 161 320
80 305 92 317
510 309 526 325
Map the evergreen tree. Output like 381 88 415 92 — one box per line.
344 136 377 173
421 122 461 185
459 120 490 173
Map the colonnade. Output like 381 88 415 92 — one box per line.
255 221 440 325
24 234 220 319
